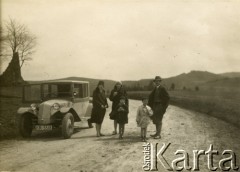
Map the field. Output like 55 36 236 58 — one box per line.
127 89 240 128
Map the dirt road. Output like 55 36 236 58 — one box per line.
0 99 240 172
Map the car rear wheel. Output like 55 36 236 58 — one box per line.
19 113 33 138
62 113 74 139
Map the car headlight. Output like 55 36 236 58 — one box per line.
53 103 60 110
30 103 37 110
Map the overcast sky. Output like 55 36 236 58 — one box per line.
1 0 240 81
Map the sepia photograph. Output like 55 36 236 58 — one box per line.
0 0 240 171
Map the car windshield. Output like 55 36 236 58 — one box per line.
42 83 72 99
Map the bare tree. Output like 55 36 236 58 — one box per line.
1 19 36 68
0 25 6 57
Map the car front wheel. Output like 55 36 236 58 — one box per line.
19 113 33 138
62 113 74 139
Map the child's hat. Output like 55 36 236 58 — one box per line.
120 96 125 100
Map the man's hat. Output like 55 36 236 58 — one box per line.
154 76 162 82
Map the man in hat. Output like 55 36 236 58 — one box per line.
148 76 170 139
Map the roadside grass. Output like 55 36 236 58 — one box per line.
127 90 240 128
0 97 21 139
0 87 22 139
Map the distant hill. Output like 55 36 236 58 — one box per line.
162 71 225 89
219 72 240 78
200 77 240 90
26 70 239 93
123 71 225 90
123 79 152 89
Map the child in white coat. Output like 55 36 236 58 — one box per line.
136 97 153 142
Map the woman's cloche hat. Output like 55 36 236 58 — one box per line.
97 80 104 86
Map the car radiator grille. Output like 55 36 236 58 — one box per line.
38 104 51 124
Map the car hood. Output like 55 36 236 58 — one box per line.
40 99 72 107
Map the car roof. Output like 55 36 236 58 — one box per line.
26 80 89 85
45 80 89 84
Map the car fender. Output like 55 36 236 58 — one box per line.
16 108 36 124
17 107 32 115
60 107 81 122
60 107 71 113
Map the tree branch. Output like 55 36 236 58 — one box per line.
2 18 37 68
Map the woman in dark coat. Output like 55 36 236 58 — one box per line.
90 81 108 137
109 81 128 135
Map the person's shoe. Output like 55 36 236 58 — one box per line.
88 119 93 128
150 134 157 137
154 135 161 139
100 133 105 136
112 131 117 135
142 138 145 142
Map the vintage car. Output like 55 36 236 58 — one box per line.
17 80 93 139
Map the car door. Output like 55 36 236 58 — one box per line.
72 83 89 118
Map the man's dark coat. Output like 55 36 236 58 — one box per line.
148 85 170 123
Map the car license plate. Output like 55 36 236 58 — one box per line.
35 125 52 130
